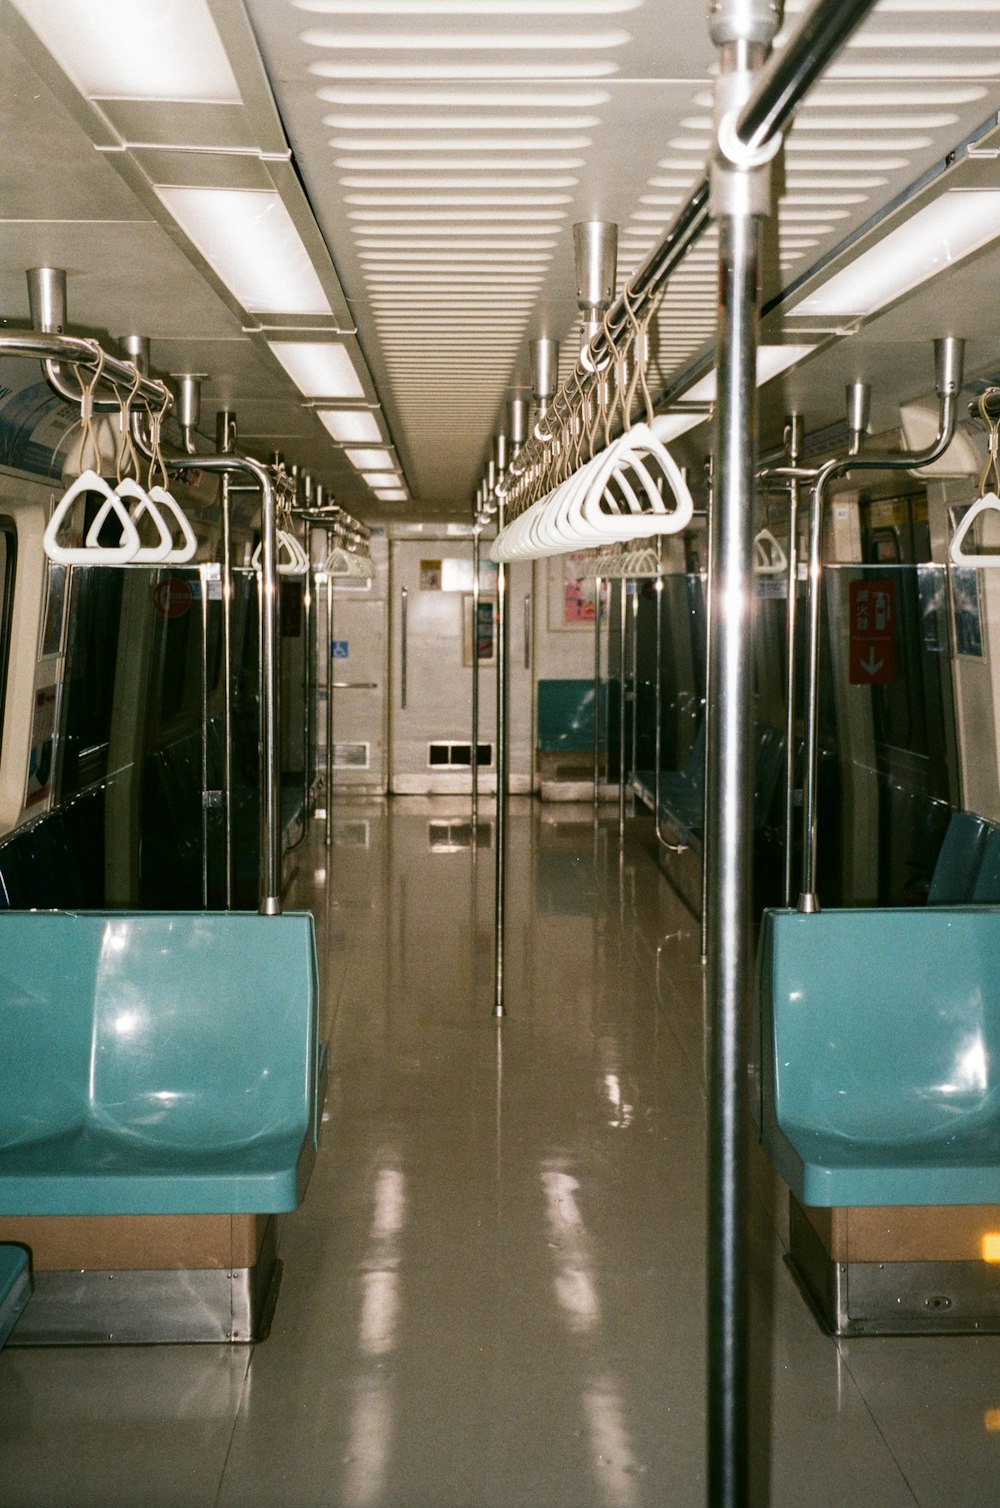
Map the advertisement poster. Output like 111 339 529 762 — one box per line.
25 684 57 807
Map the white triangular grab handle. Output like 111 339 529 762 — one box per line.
44 469 140 565
753 527 788 577
147 485 198 564
949 493 1000 568
115 477 173 564
253 529 307 577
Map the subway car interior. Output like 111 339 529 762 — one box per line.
4 0 1000 1504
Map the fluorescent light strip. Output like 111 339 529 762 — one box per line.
340 174 582 187
682 344 816 402
330 135 593 151
349 208 565 220
681 111 958 131
295 0 640 12
301 28 632 48
154 187 331 315
794 188 1000 316
825 59 1000 79
10 0 240 102
374 490 409 501
314 61 619 78
786 156 910 171
344 192 573 205
269 341 365 398
667 135 931 152
335 155 586 170
345 449 397 469
324 112 602 130
786 176 887 188
319 86 611 105
318 411 384 443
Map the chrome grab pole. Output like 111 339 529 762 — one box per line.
303 522 313 833
200 562 210 909
700 464 714 964
653 537 687 857
221 474 234 909
618 578 628 844
782 415 803 908
798 337 964 911
630 578 639 811
593 574 603 806
326 574 334 851
706 3 778 1499
400 587 409 711
494 432 510 1020
472 522 481 827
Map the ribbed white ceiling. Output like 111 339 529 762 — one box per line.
244 0 1000 514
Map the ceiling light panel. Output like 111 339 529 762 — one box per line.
10 0 240 102
318 411 385 443
269 341 365 397
154 187 332 315
345 449 397 469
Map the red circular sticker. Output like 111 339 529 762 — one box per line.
152 578 193 619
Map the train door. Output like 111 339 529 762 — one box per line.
323 533 389 793
389 537 530 795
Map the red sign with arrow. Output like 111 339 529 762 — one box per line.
849 579 896 685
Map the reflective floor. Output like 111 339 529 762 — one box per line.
2 798 1000 1506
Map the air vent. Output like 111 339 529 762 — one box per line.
332 820 370 848
334 741 369 769
428 741 493 768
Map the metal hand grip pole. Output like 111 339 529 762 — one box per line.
401 587 409 710
472 530 480 824
200 563 210 909
618 578 628 844
221 477 234 909
593 574 603 806
494 504 509 1020
782 416 803 908
524 592 531 670
700 477 714 964
325 575 334 851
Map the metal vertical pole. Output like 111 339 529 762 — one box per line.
472 518 481 828
618 577 628 843
216 412 237 911
494 433 509 1020
494 501 508 1019
630 577 639 808
593 574 603 805
200 561 210 909
325 573 334 850
782 415 803 907
706 6 778 1502
708 207 761 1508
303 522 313 833
700 469 714 965
221 475 234 909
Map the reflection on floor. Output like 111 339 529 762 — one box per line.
1 798 999 1506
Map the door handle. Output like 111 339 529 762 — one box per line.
524 593 531 669
331 681 378 690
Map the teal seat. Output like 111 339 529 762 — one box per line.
756 907 1000 1207
928 810 992 904
0 911 319 1216
970 828 1000 903
0 1245 31 1346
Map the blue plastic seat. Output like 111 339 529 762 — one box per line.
0 1245 31 1346
756 906 1000 1207
0 911 319 1216
927 810 992 904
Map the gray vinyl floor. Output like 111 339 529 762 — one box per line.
1 797 999 1507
